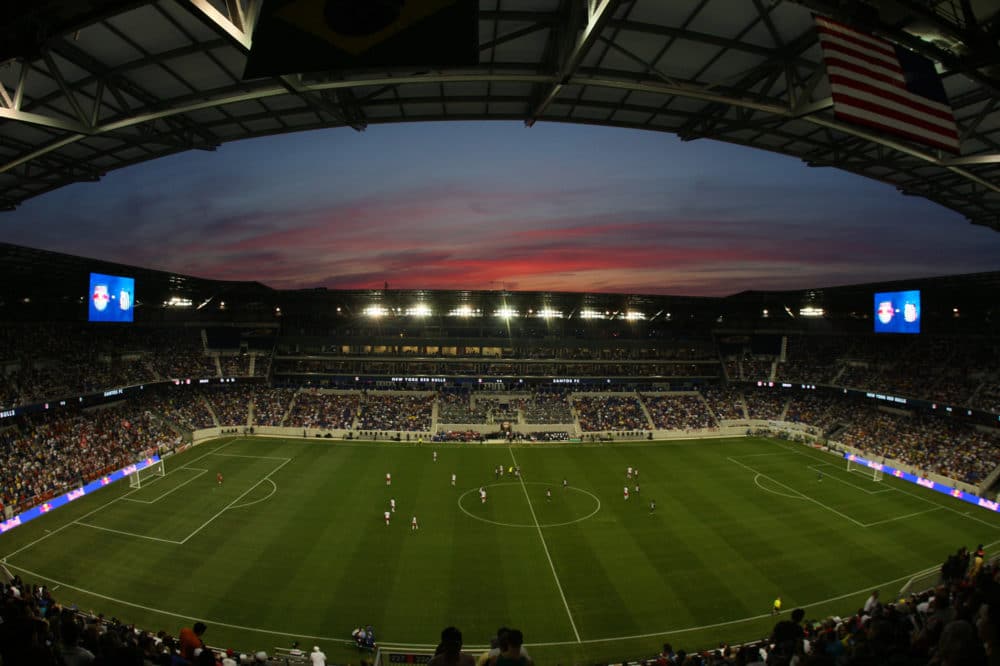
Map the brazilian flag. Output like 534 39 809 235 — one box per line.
244 0 479 78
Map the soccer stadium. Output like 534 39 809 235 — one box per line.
2 1 1000 666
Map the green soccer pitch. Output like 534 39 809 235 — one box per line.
3 435 999 664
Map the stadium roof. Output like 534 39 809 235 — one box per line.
1 0 999 229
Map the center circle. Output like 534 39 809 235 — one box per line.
457 481 602 528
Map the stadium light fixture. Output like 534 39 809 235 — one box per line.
579 309 603 319
537 308 562 319
448 305 478 317
624 311 645 321
799 306 824 317
407 304 432 317
364 305 387 318
495 306 517 319
163 297 192 307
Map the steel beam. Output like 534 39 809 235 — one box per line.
526 0 619 126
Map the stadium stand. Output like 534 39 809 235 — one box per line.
641 393 717 430
573 394 649 432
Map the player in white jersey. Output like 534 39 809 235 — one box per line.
624 486 629 500
390 498 396 513
627 467 633 480
451 472 456 486
384 511 390 525
480 487 487 503
386 473 391 486
433 451 437 462
411 516 419 530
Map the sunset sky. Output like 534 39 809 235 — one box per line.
4 120 1000 296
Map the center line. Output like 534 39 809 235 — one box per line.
508 447 581 643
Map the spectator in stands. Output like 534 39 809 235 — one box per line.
488 628 531 666
428 626 475 666
770 607 805 661
59 617 95 666
178 621 206 661
863 589 880 615
310 644 327 666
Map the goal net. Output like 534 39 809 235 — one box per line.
847 458 883 481
129 459 165 489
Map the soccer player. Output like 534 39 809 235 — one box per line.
626 466 633 480
433 451 437 463
384 511 391 526
217 473 223 486
562 478 568 490
817 470 823 482
546 488 552 502
386 472 391 486
634 483 640 495
411 515 419 531
514 466 521 478
649 499 656 513
772 596 782 615
480 487 487 504
624 486 629 501
390 498 396 513
495 465 501 480
451 472 456 487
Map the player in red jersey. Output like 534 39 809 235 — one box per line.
217 473 223 486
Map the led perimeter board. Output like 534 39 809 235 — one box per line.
89 272 135 322
874 290 920 334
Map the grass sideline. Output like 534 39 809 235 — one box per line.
2 435 998 665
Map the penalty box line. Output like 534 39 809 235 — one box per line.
733 457 944 528
1 437 243 563
729 457 867 527
807 464 892 495
73 457 292 546
178 457 292 545
773 442 999 532
121 468 209 505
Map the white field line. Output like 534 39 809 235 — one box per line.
753 474 803 500
121 468 208 504
1 437 240 561
1 560 357 647
72 521 185 544
179 458 292 544
208 452 291 460
774 442 1000 532
728 457 867 527
508 447 581 643
229 478 278 510
862 507 943 527
7 552 992 650
807 465 892 495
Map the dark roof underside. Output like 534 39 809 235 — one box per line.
0 0 999 229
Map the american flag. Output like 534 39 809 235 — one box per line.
815 16 960 153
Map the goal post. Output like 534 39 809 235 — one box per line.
846 457 883 482
129 458 165 489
